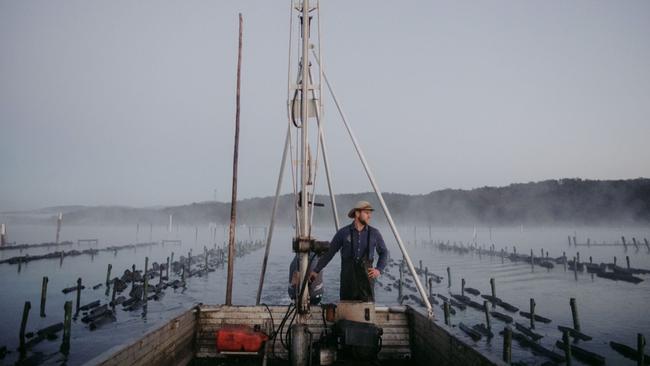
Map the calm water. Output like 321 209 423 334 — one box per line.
0 223 649 365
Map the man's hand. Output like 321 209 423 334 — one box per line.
367 268 380 279
309 271 319 282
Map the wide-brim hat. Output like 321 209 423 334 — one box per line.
347 200 374 218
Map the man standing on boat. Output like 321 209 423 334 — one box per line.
309 201 389 302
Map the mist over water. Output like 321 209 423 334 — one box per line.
1 223 649 365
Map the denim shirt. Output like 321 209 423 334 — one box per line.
314 223 389 273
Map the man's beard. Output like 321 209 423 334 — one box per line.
359 218 368 226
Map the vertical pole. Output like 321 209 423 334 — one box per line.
461 278 465 297
195 226 198 245
563 329 572 366
105 264 112 286
143 257 149 302
502 326 512 364
55 212 62 244
0 223 6 246
225 13 243 306
530 298 536 329
483 301 491 331
563 252 567 271
136 223 139 243
443 301 450 325
166 256 170 279
626 255 631 269
428 277 433 298
256 125 291 305
19 301 31 355
447 267 451 288
111 279 117 307
61 301 72 354
570 298 580 331
490 278 496 299
149 223 153 242
638 333 646 366
40 276 48 317
75 278 82 314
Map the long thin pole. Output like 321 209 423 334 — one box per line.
225 13 243 306
256 125 291 304
310 71 340 230
316 53 433 317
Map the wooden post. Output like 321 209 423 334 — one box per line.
131 264 136 291
55 212 62 244
626 255 631 269
428 277 433 297
633 237 639 250
398 261 404 300
443 301 450 325
576 251 580 264
0 223 6 246
447 267 451 288
159 264 163 285
149 223 153 242
614 256 617 266
622 236 627 250
589 256 592 264
573 257 577 275
644 238 650 251
166 256 170 279
530 249 534 269
461 278 465 297
638 333 646 366
570 298 580 331
563 329 572 365
419 260 422 272
225 13 243 306
530 298 536 329
105 264 112 286
19 301 31 355
111 278 117 307
40 276 48 317
490 278 496 299
143 257 149 302
484 301 491 331
563 251 567 271
171 252 174 265
502 326 512 364
568 235 572 246
61 301 72 354
75 278 82 314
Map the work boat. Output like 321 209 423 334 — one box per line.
87 2 502 365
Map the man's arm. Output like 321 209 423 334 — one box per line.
375 230 389 273
313 230 343 274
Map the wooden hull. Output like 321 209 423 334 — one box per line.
84 304 503 365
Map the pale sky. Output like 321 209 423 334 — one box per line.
1 0 649 211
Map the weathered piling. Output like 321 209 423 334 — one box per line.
0 223 6 246
166 256 170 278
171 252 174 265
55 212 62 244
443 301 450 325
40 276 48 317
143 257 149 302
447 267 451 288
563 329 572 366
622 236 628 250
644 238 650 251
490 278 496 299
576 251 580 264
75 278 82 314
105 264 112 286
614 256 617 266
627 256 631 270
131 264 136 291
563 252 567 271
568 236 572 246
570 298 580 332
398 261 404 300
159 265 163 285
484 301 491 332
111 278 117 307
19 301 31 355
61 301 72 354
639 333 646 366
530 249 534 270
428 277 433 298
461 278 466 297
573 257 577 276
530 298 536 329
502 326 512 364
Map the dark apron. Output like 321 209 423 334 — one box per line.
340 226 374 302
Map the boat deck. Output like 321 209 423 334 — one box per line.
85 304 502 366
